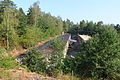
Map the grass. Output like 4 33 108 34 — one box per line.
59 74 80 80
0 68 11 80
0 57 19 70
58 74 95 80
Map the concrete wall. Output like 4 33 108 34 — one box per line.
63 34 71 58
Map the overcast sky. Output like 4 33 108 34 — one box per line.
12 0 120 24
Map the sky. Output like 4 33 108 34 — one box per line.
12 0 120 24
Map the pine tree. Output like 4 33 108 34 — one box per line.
0 0 19 49
17 8 27 36
27 1 41 27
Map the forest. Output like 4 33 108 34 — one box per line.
0 0 120 80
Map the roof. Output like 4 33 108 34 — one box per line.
78 35 91 41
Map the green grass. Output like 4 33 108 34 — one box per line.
0 57 19 70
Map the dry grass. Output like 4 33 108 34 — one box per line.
0 68 12 80
7 68 59 80
57 74 80 80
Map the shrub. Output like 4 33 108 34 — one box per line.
22 48 64 77
62 57 76 74
22 49 46 73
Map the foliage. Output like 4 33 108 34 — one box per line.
63 19 74 32
22 49 46 73
0 0 120 79
68 20 104 36
19 27 42 48
17 8 27 36
0 57 19 70
114 24 120 33
38 13 63 38
27 2 41 27
0 0 63 50
0 48 6 54
21 37 66 77
74 26 120 79
62 57 76 74
0 7 19 49
49 38 65 53
22 48 64 77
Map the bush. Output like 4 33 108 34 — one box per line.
62 57 76 74
22 49 46 73
22 48 64 77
